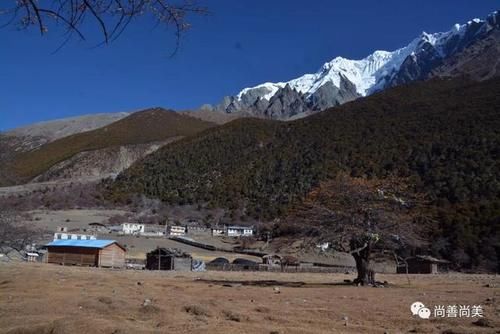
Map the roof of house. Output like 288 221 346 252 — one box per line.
147 247 191 258
412 255 450 264
46 239 122 249
227 226 253 230
263 254 282 259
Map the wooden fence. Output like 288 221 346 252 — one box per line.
206 263 355 273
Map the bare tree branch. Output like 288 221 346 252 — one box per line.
0 0 208 53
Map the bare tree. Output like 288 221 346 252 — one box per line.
1 0 208 53
0 211 44 260
284 173 432 286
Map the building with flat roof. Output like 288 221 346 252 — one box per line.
226 226 253 237
121 223 145 235
168 225 186 236
46 239 126 268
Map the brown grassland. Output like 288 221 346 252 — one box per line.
0 263 498 334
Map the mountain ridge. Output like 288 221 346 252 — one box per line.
0 108 215 186
205 10 500 119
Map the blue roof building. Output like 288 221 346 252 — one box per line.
46 239 125 268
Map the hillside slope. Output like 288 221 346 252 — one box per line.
5 108 215 185
113 78 500 214
431 30 500 81
32 139 179 183
2 111 131 152
111 78 500 270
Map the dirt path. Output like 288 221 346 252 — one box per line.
0 263 498 334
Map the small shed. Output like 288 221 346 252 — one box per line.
146 248 192 271
26 252 40 262
46 239 126 268
397 255 450 274
263 254 282 266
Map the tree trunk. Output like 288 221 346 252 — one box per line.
352 253 370 285
350 237 375 286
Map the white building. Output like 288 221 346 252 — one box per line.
121 223 145 235
53 232 97 241
226 226 253 237
141 225 167 237
26 252 40 262
186 225 208 235
211 227 225 237
168 225 186 236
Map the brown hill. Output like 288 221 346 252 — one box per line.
5 108 215 185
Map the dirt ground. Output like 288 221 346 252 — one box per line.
0 263 498 334
28 209 129 231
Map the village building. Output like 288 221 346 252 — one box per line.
53 232 97 241
263 254 282 266
46 239 126 268
211 227 225 236
26 252 40 262
226 226 254 237
121 223 145 235
186 225 209 235
145 247 192 271
141 225 167 237
53 226 96 241
168 225 186 236
397 255 450 274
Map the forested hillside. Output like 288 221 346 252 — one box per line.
110 78 500 270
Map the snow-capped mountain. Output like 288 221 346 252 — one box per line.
211 10 500 119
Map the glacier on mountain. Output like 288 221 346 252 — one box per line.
211 10 500 120
234 15 488 102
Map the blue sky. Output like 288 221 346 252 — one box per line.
0 0 497 130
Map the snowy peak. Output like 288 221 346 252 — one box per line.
214 10 500 119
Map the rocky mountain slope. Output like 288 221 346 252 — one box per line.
180 107 248 124
1 108 215 186
3 112 131 152
32 139 179 183
430 30 500 81
206 10 500 119
110 77 500 270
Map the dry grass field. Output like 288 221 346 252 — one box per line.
0 263 498 334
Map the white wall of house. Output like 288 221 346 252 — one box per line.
226 227 253 237
53 233 97 240
169 225 186 236
121 223 145 234
211 228 224 236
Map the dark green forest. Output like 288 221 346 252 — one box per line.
109 78 500 271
